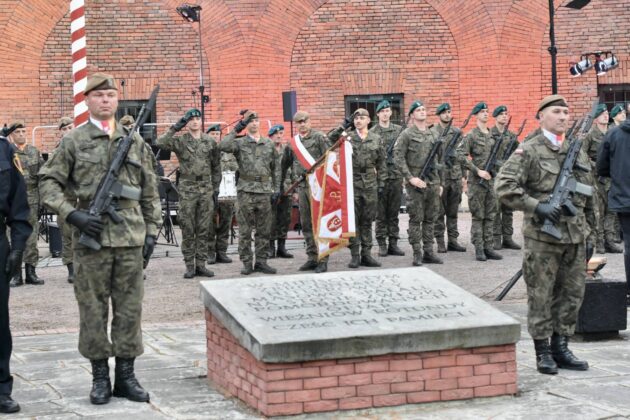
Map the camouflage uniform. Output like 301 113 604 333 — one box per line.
14 145 43 266
394 125 442 257
490 125 517 246
209 152 238 258
280 129 331 263
50 144 77 268
39 121 161 359
457 127 499 250
271 144 293 242
219 131 277 264
523 127 542 143
157 128 221 269
370 123 403 248
495 133 595 339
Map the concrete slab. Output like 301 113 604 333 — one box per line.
201 267 521 362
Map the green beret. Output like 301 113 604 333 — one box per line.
610 104 625 118
84 72 117 95
435 103 451 115
185 108 202 119
268 124 284 136
206 124 221 133
538 94 568 113
408 100 423 115
58 117 73 130
471 102 488 115
593 104 608 119
492 105 507 118
376 100 391 114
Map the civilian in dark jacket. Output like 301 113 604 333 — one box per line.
597 118 630 302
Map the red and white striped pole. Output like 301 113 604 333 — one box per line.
70 0 88 126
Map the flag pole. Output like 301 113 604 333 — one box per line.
71 0 88 126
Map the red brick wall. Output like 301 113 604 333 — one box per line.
1 0 629 150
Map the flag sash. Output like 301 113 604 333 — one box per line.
290 134 316 170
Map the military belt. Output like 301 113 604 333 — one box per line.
78 199 139 211
239 174 270 182
179 174 211 182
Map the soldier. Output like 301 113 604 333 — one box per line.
582 105 622 254
432 103 467 253
370 100 405 257
491 105 521 251
39 73 161 404
268 124 293 259
610 104 626 127
394 101 443 266
8 120 45 286
206 124 235 264
495 94 593 375
0 125 32 414
55 117 76 283
457 102 503 261
157 108 221 278
280 111 331 273
219 111 278 275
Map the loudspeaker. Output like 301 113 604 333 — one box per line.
282 91 297 122
48 222 63 257
576 278 627 335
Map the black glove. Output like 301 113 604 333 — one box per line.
341 117 353 130
5 249 23 278
234 112 256 134
271 191 281 204
66 210 105 237
213 191 219 208
535 202 561 224
142 235 156 269
172 115 191 132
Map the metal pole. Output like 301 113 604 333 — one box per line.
198 11 205 132
548 0 558 94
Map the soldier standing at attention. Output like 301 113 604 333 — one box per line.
219 111 278 275
8 120 45 287
370 100 405 257
0 126 32 414
206 124 235 264
491 105 521 251
610 104 626 127
55 117 76 283
394 101 443 266
268 124 293 259
280 111 331 273
495 94 593 375
157 108 221 278
39 73 161 404
457 102 503 261
432 103 467 253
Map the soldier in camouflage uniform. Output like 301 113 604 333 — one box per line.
582 104 622 254
157 108 221 278
394 101 443 266
206 124 236 264
39 73 161 404
457 102 503 261
490 106 521 251
524 126 542 143
495 94 593 375
55 117 76 283
9 121 45 287
268 124 294 259
280 111 332 273
432 103 467 253
371 100 405 257
219 111 278 275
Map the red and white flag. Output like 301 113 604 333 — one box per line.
290 134 316 170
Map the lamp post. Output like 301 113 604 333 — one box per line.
176 4 208 131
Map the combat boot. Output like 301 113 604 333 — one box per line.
299 259 318 271
348 255 361 269
276 239 294 258
315 260 328 273
378 241 388 257
422 251 443 264
0 395 20 413
113 357 150 402
436 237 447 253
605 240 623 254
493 236 503 250
216 251 232 263
447 240 466 252
241 262 253 275
89 359 112 405
412 247 423 266
484 248 503 260
360 255 381 267
533 339 558 375
502 236 521 250
254 261 277 274
269 240 276 259
9 269 23 287
387 239 405 256
67 263 75 284
475 247 487 262
550 334 589 371
207 253 216 265
183 265 195 279
596 241 605 254
195 265 214 277
25 264 44 285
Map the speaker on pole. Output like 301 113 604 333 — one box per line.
282 91 297 122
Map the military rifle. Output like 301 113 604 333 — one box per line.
540 101 598 241
386 115 410 164
479 117 512 187
78 84 160 251
500 119 527 162
443 113 473 169
415 120 453 187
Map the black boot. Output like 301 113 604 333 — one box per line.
67 263 75 284
348 255 360 269
484 248 503 260
25 264 44 285
269 240 276 259
422 251 443 264
183 265 195 279
0 395 20 414
254 261 277 274
436 238 447 253
502 236 522 250
447 240 466 252
113 357 150 402
299 259 318 271
412 252 423 267
9 268 23 287
360 255 381 267
605 240 623 254
207 253 217 265
314 260 328 273
90 359 112 405
195 265 215 277
378 241 388 257
493 236 503 250
215 251 232 263
551 334 589 371
533 339 558 375
475 247 487 261
276 239 294 258
387 239 405 256
241 262 253 275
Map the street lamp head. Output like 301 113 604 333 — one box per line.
565 0 591 10
595 54 619 76
176 4 202 22
569 58 593 77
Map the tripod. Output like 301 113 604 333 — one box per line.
157 177 179 246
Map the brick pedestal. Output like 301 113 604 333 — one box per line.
206 310 518 417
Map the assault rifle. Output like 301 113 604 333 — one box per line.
386 115 410 163
500 119 527 162
443 113 473 168
78 85 160 250
479 117 512 187
416 120 453 185
539 101 598 241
